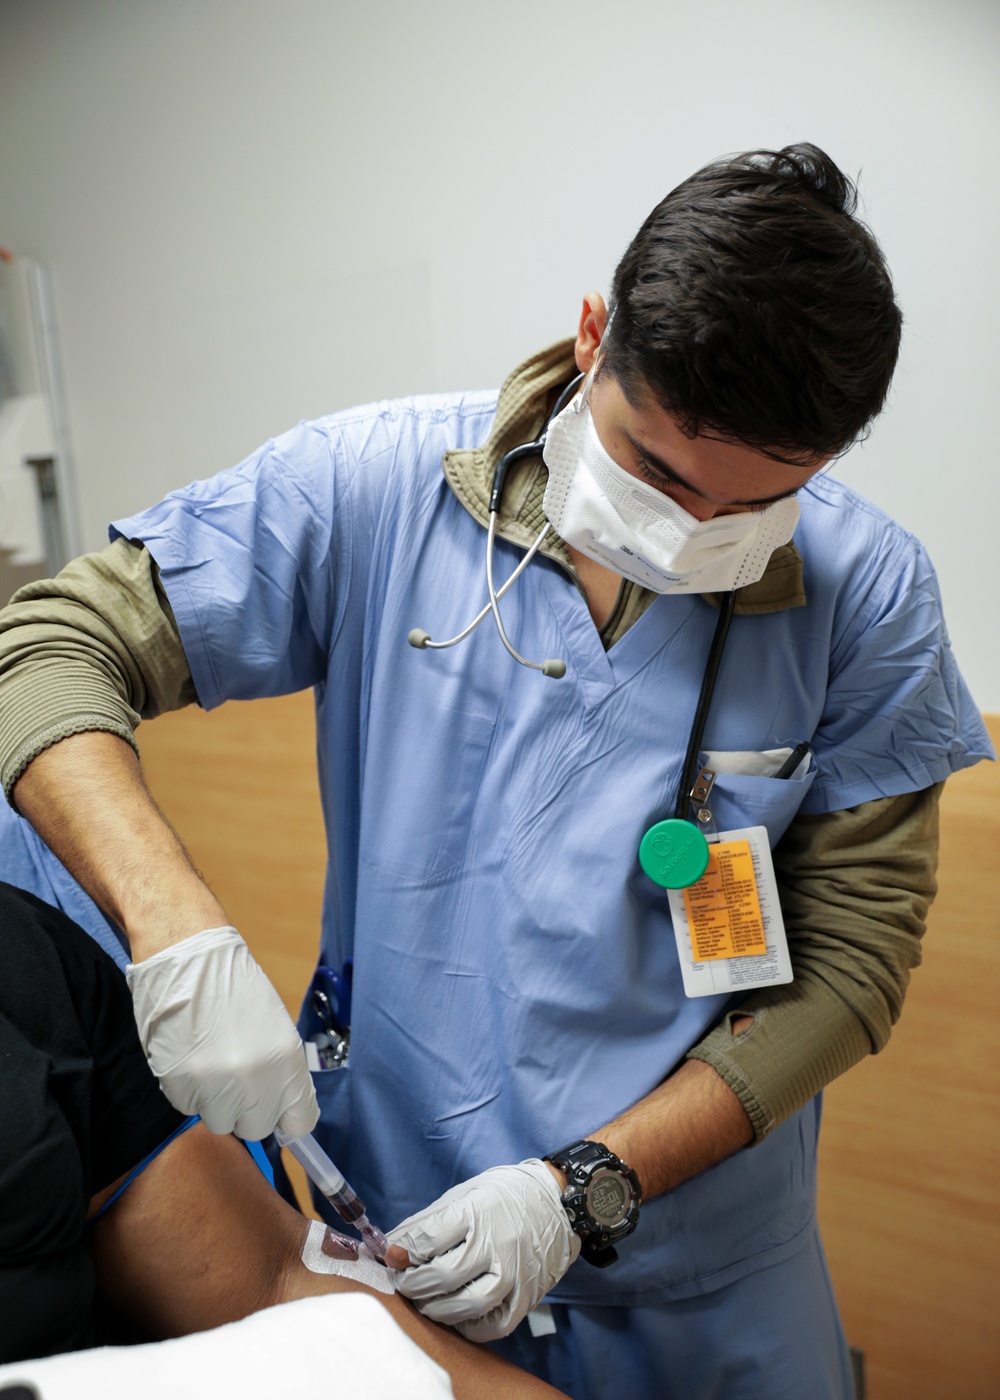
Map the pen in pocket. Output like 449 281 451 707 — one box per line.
773 741 811 780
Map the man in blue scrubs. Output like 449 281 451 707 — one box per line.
0 143 992 1398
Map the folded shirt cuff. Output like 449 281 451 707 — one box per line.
686 979 873 1141
0 659 141 803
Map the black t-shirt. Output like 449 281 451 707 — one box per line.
0 882 185 1363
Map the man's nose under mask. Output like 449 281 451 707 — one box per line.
542 393 800 595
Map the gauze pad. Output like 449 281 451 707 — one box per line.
300 1219 395 1295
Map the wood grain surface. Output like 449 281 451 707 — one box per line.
816 714 1000 1399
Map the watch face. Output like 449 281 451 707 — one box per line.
585 1168 630 1225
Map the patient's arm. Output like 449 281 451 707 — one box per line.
88 1123 563 1400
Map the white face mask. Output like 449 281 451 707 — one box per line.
542 376 801 595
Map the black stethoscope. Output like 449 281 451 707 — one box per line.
407 374 736 890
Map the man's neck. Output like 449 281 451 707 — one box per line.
567 544 625 629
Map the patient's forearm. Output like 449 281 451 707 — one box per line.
90 1124 563 1400
279 1247 561 1398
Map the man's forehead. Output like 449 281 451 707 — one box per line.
605 365 827 472
593 370 825 506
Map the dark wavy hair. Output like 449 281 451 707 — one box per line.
601 144 902 463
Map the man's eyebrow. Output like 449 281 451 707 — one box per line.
624 433 801 507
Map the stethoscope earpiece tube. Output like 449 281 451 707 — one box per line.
487 373 584 514
488 441 545 517
410 373 583 677
485 514 566 678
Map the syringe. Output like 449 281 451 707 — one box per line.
274 1128 388 1261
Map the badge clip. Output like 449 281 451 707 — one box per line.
688 766 719 840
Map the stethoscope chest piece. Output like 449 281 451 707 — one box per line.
638 818 710 890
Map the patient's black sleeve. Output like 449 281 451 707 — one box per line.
0 882 184 1363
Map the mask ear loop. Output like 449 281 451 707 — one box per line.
576 360 598 412
581 304 617 411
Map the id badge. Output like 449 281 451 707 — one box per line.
666 825 793 998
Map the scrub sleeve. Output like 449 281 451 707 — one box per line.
0 883 186 1364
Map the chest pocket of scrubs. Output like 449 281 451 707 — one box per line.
706 762 818 846
360 704 496 884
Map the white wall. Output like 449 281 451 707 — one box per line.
1 0 997 705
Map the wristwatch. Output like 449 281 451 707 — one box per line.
544 1139 642 1268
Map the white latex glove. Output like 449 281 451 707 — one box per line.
386 1159 581 1342
126 926 319 1140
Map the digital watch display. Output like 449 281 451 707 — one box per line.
544 1139 642 1268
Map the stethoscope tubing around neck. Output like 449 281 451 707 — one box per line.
408 372 584 677
673 589 737 820
488 373 585 515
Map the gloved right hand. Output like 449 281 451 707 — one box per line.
386 1158 581 1341
126 925 319 1140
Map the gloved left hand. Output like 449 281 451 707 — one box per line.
126 925 319 1140
385 1159 581 1341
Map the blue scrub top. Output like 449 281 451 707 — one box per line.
0 811 129 969
15 387 991 1308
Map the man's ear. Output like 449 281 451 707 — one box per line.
574 291 608 374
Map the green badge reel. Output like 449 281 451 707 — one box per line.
638 817 710 890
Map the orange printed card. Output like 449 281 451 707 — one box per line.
681 839 768 961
